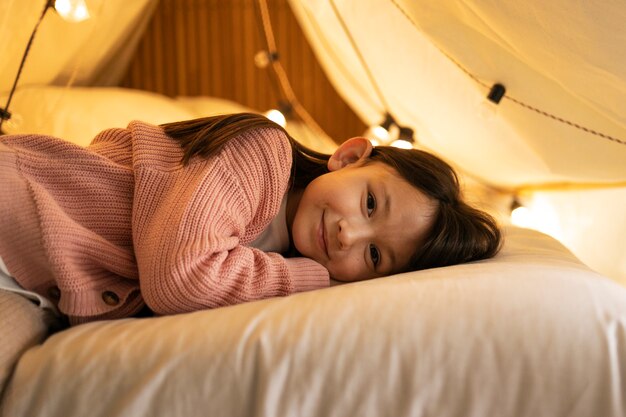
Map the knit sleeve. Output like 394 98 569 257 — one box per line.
130 123 329 315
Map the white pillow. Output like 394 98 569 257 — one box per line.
2 86 196 146
2 229 625 417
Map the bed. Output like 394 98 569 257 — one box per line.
1 212 625 415
0 86 624 417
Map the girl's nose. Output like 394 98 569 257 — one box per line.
337 218 371 250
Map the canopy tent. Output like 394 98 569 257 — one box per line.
1 2 626 415
287 0 626 283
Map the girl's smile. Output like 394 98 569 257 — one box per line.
318 210 328 259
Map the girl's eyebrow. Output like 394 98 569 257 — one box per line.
382 182 392 220
379 183 397 272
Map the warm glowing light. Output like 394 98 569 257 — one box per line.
254 51 270 68
371 125 389 141
511 206 532 228
510 198 563 241
368 138 381 147
264 109 286 127
390 139 413 149
54 0 91 22
527 198 563 240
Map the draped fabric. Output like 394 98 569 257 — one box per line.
287 0 626 187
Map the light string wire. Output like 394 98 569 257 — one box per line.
0 0 51 133
329 0 513 193
254 1 623 192
255 2 626 195
251 2 283 112
389 0 626 147
1 0 106 135
256 0 329 140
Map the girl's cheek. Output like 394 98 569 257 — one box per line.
328 259 362 282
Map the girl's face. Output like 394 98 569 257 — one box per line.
290 139 437 282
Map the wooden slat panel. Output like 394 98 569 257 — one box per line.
121 0 366 144
197 1 210 94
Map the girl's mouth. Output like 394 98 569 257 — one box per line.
318 210 328 258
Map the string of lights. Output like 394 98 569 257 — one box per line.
388 0 626 147
0 1 50 133
327 1 626 196
255 0 329 141
0 0 92 135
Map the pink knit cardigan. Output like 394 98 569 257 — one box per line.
0 121 329 324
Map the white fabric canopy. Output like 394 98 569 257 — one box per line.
0 0 157 92
287 0 626 188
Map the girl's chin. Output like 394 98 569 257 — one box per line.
305 251 325 267
292 240 317 263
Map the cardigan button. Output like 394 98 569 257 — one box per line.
47 286 61 301
102 291 120 306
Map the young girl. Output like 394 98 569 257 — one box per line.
0 112 501 325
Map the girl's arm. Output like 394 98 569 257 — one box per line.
140 242 328 315
130 122 329 315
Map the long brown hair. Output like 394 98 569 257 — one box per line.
161 113 501 272
162 112 329 189
367 147 501 271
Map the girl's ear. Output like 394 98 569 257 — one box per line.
328 137 373 171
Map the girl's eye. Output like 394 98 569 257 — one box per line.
369 244 380 267
366 192 376 216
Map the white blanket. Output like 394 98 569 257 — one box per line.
2 226 625 417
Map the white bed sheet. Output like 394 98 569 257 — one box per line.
2 226 625 417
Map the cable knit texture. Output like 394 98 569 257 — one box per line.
0 122 329 324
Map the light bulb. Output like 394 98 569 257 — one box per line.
511 205 532 228
371 125 390 141
390 139 413 149
264 109 286 127
254 51 271 68
54 0 91 22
